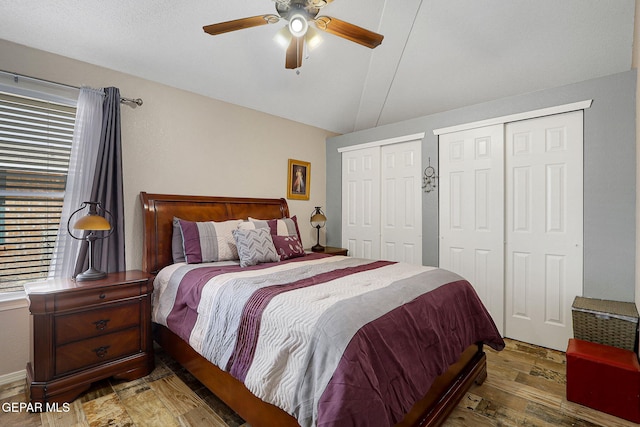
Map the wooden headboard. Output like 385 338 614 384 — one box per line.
140 192 289 275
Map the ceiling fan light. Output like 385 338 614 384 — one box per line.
288 14 308 37
305 27 322 50
274 26 291 48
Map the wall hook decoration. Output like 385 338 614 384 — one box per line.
422 157 438 193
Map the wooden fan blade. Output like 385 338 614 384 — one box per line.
285 36 304 69
314 16 383 48
203 15 278 36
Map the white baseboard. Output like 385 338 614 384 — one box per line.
0 369 26 386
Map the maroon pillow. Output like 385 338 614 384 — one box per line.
272 235 305 260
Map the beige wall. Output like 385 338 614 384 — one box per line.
0 300 30 380
0 39 335 377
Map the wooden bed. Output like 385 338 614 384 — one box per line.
140 191 488 427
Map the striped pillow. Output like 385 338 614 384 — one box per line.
177 218 242 263
243 215 302 241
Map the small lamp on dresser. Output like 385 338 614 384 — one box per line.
68 201 113 281
310 206 327 252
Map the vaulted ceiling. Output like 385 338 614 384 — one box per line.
0 0 635 134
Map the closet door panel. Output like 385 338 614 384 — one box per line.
342 147 381 260
439 125 505 333
505 111 583 351
381 140 422 264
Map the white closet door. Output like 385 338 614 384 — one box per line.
505 111 583 351
341 147 381 259
380 140 422 264
439 124 505 334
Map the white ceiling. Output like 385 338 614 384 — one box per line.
0 0 635 134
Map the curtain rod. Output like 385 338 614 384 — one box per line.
0 70 143 106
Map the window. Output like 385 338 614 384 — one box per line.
0 91 76 292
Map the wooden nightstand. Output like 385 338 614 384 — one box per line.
311 246 348 256
25 270 154 406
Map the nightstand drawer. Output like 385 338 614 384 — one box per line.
55 301 141 345
54 282 142 312
55 328 141 376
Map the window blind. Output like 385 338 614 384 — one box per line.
0 92 76 292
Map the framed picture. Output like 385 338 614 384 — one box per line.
287 159 310 200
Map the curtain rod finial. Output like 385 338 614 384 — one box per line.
119 97 143 107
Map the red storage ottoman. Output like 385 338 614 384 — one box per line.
566 338 640 423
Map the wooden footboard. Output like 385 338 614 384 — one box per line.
155 324 485 427
398 343 486 427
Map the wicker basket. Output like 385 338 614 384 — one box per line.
572 296 639 352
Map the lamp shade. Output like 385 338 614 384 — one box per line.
73 214 111 231
310 212 326 227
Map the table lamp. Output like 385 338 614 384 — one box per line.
310 206 326 252
67 201 113 281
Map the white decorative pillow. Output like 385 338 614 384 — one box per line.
232 228 280 267
177 218 242 263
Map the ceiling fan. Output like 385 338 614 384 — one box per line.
203 0 384 70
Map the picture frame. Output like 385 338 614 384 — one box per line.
287 159 310 200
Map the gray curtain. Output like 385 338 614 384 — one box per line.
75 87 126 276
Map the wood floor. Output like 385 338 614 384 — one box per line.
1 338 637 427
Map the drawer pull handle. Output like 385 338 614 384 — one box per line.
93 319 110 330
99 293 106 299
93 345 110 358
